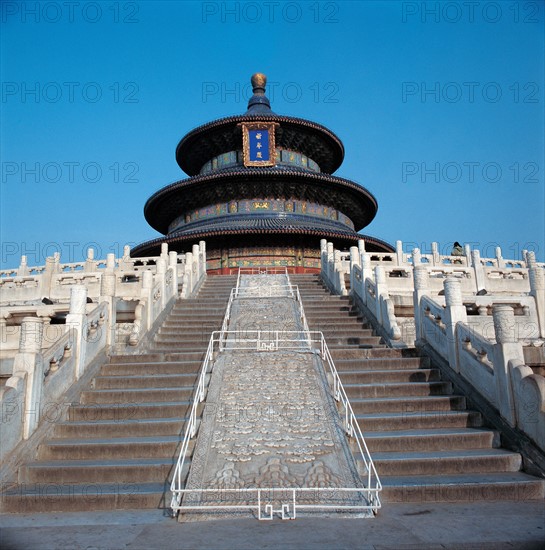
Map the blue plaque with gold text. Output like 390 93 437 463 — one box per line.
241 122 277 167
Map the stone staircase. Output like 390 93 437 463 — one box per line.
3 273 543 514
290 274 545 503
1 276 237 513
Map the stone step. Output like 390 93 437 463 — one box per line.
1 482 168 512
369 449 522 476
94 373 198 389
174 296 230 303
55 417 189 438
165 308 225 326
297 293 346 299
155 332 213 342
20 457 190 484
306 317 370 327
348 394 466 414
322 335 383 346
339 368 441 384
362 428 498 452
167 308 226 316
158 327 219 336
80 387 194 404
319 328 376 337
147 350 207 361
151 344 209 353
305 315 370 324
100 361 201 376
154 336 211 346
335 356 430 371
110 353 165 363
328 348 407 360
303 305 356 312
356 410 483 431
307 321 372 331
37 435 183 460
69 400 191 421
164 311 225 318
161 321 222 329
380 472 545 502
345 381 452 399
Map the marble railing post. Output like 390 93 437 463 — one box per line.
326 242 334 285
84 248 97 272
472 250 486 293
120 245 132 269
443 277 467 373
40 255 57 298
357 238 365 263
527 252 545 338
141 271 154 328
12 317 44 438
464 244 472 266
185 252 194 295
492 305 521 426
334 249 347 295
129 270 152 347
431 242 440 266
199 241 206 276
495 246 505 269
358 240 372 290
395 240 404 266
99 253 116 345
65 285 88 379
349 246 360 295
160 242 169 263
412 247 421 266
156 258 167 309
464 244 473 267
374 266 388 324
320 239 327 277
192 244 201 282
413 262 430 341
169 251 178 294
17 255 29 276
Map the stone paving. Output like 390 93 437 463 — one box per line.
1 501 544 549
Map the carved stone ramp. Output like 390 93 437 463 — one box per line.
180 275 372 520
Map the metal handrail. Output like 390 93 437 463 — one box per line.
319 335 382 507
170 332 215 509
171 487 380 519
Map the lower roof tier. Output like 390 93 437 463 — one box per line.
143 167 378 234
131 221 394 258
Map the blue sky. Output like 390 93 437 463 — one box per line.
1 0 544 268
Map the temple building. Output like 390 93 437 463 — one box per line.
132 73 393 273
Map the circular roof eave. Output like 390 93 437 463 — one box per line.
131 229 394 257
143 170 378 234
175 113 345 175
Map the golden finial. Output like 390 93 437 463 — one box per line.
251 73 267 91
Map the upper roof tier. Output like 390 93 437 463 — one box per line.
175 73 345 176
